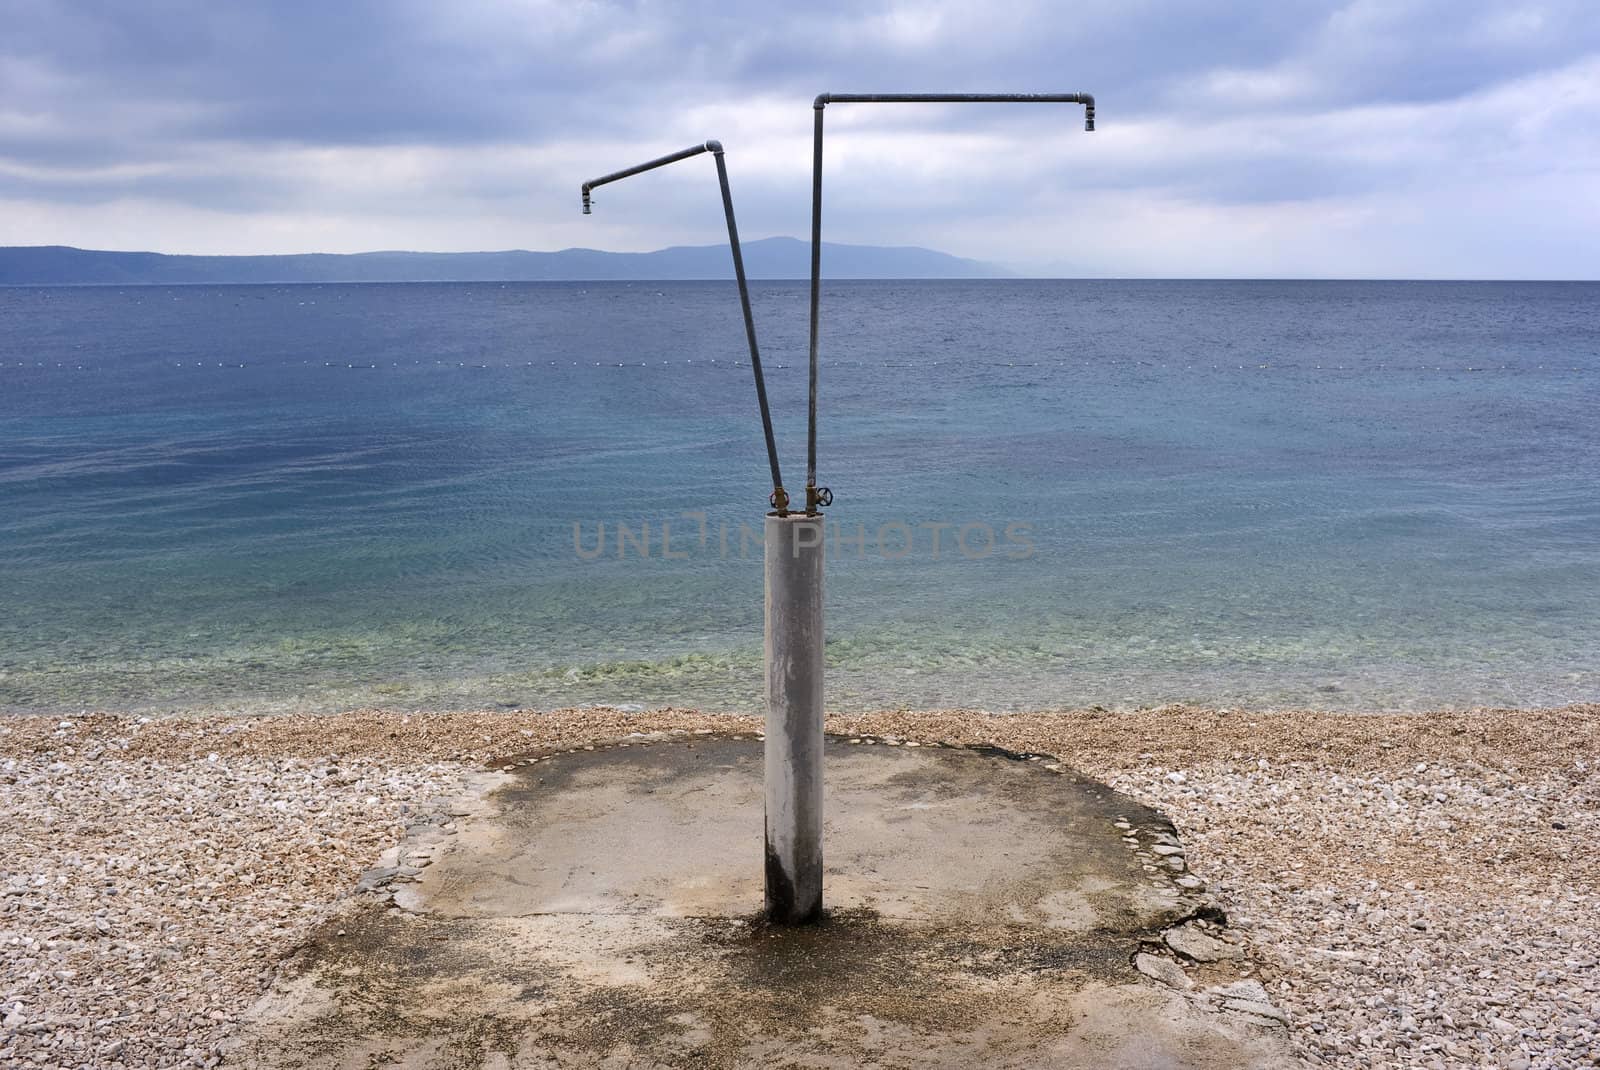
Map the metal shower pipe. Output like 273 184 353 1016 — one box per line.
582 141 789 514
803 93 1096 514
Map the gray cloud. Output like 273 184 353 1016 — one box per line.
1 0 1596 276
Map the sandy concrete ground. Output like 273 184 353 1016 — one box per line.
237 735 1295 1069
3 703 1598 1068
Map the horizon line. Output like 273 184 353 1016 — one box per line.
5 277 1599 286
4 243 1595 284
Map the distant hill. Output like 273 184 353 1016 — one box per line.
0 238 1009 285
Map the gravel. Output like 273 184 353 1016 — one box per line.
1 717 469 1069
1098 756 1600 1068
3 703 1597 1068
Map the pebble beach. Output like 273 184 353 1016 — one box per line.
3 703 1597 1069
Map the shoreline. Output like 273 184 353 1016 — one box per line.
5 700 1596 763
4 695 1597 722
4 703 1597 1068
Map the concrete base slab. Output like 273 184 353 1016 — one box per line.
232 734 1302 1069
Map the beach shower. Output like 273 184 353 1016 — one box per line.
578 93 1096 926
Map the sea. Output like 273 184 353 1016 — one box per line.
1 279 1596 715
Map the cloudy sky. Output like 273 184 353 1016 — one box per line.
2 0 1597 277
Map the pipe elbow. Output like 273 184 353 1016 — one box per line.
704 139 723 154
813 93 830 109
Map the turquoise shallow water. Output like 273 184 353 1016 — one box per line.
1 279 1596 714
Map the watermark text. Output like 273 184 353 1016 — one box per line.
572 513 1035 561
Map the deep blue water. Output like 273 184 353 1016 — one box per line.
1 279 1596 714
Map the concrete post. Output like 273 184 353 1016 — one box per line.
764 512 825 924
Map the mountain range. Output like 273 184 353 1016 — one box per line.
0 238 1008 285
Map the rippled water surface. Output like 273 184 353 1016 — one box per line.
2 280 1596 714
